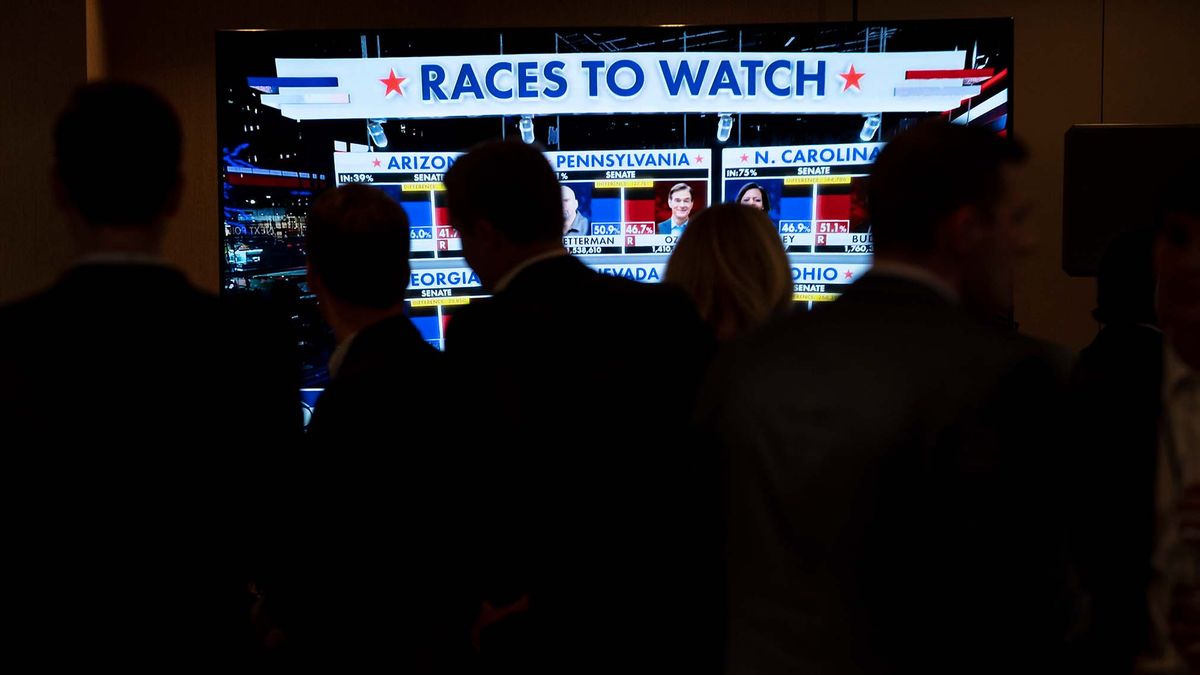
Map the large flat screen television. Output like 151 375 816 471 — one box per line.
217 20 1013 404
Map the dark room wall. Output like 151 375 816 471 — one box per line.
0 0 85 301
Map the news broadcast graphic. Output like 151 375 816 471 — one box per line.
722 143 877 303
217 21 1013 397
334 151 461 258
547 148 711 254
328 148 712 349
333 150 472 351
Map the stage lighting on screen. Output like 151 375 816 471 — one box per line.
367 119 388 147
519 115 535 144
717 113 733 143
859 114 881 142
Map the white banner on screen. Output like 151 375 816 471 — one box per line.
257 51 982 120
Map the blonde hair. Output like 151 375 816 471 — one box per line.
665 203 793 341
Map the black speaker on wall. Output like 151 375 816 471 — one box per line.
1063 124 1200 277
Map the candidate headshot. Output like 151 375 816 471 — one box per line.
657 183 694 235
736 182 771 213
850 177 870 232
562 185 591 237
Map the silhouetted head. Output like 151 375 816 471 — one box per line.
666 203 792 341
444 140 562 290
306 184 411 310
1094 229 1157 326
868 119 1030 318
54 81 183 230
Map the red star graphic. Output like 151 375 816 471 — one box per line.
380 69 407 97
372 158 382 167
694 155 704 164
740 153 749 163
844 270 854 280
839 65 865 92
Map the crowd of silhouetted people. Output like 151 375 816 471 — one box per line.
0 81 1196 674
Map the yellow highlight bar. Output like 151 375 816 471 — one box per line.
594 179 654 188
402 182 446 191
784 175 853 186
410 296 470 307
794 293 841 302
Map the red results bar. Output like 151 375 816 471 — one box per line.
226 172 322 189
816 221 850 233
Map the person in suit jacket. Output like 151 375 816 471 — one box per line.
442 140 717 674
1067 229 1163 674
0 82 300 668
257 183 475 671
302 183 443 443
1149 179 1200 673
1070 179 1200 674
700 120 1072 675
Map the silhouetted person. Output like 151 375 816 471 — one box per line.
258 184 474 671
303 184 441 442
0 82 299 667
1151 175 1200 674
700 120 1070 675
1069 229 1163 673
443 141 716 674
665 203 792 342
1072 173 1200 673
